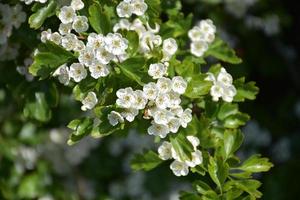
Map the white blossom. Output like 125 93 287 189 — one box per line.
158 141 173 160
133 90 148 109
116 87 136 109
156 77 172 93
143 82 158 100
72 16 89 33
148 63 167 79
49 32 62 45
78 49 95 67
121 108 139 122
81 92 98 111
155 93 170 109
162 38 178 61
69 63 87 82
59 23 72 35
41 29 52 43
168 117 181 133
185 150 203 168
153 109 173 125
105 33 128 56
71 0 84 11
58 6 76 24
186 135 200 150
53 64 70 85
172 76 187 94
116 1 133 18
170 160 189 176
190 41 208 57
108 111 124 126
131 0 148 16
89 62 110 79
95 47 114 65
61 33 77 51
180 108 193 128
147 122 170 138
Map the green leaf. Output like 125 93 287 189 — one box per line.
238 154 273 173
185 74 212 98
234 78 259 102
179 191 201 200
67 118 94 145
29 41 75 78
206 37 242 64
145 0 161 23
193 180 212 195
233 180 262 198
88 3 111 34
208 156 229 189
131 151 163 171
23 92 52 122
223 130 244 160
223 112 250 129
18 174 41 198
126 31 139 56
116 57 151 86
170 133 194 161
217 103 239 121
28 0 57 29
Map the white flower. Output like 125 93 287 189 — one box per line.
61 33 77 51
180 108 192 128
116 1 133 18
72 16 89 33
121 108 139 122
217 68 233 86
89 62 110 79
58 6 76 24
221 85 236 102
158 141 173 160
69 63 87 82
170 106 183 117
41 29 52 43
108 111 124 126
86 33 105 49
133 90 148 109
210 83 224 101
116 87 136 108
53 64 70 85
140 32 162 53
188 26 205 42
153 109 173 125
172 76 187 94
168 117 181 133
198 19 216 43
11 4 26 28
105 33 128 56
81 92 98 111
95 47 114 64
130 18 147 35
73 39 86 52
49 32 62 45
156 77 172 93
148 63 167 79
143 82 158 100
190 41 208 57
185 150 203 168
113 19 131 32
186 135 200 150
170 160 189 176
168 91 181 108
78 49 95 67
131 0 148 16
59 23 72 35
155 93 170 109
147 122 170 138
162 38 178 57
71 0 84 11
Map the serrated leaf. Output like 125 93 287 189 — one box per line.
131 151 163 171
208 157 229 189
29 41 75 78
223 112 250 129
238 154 273 173
88 3 111 34
206 37 242 64
185 74 212 99
193 180 212 195
217 103 239 121
223 129 244 160
116 57 151 86
234 77 259 102
67 118 94 145
28 0 57 29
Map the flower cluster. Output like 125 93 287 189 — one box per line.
42 0 128 85
116 0 148 18
0 3 26 45
205 67 237 102
188 19 216 57
158 136 203 176
108 76 192 138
